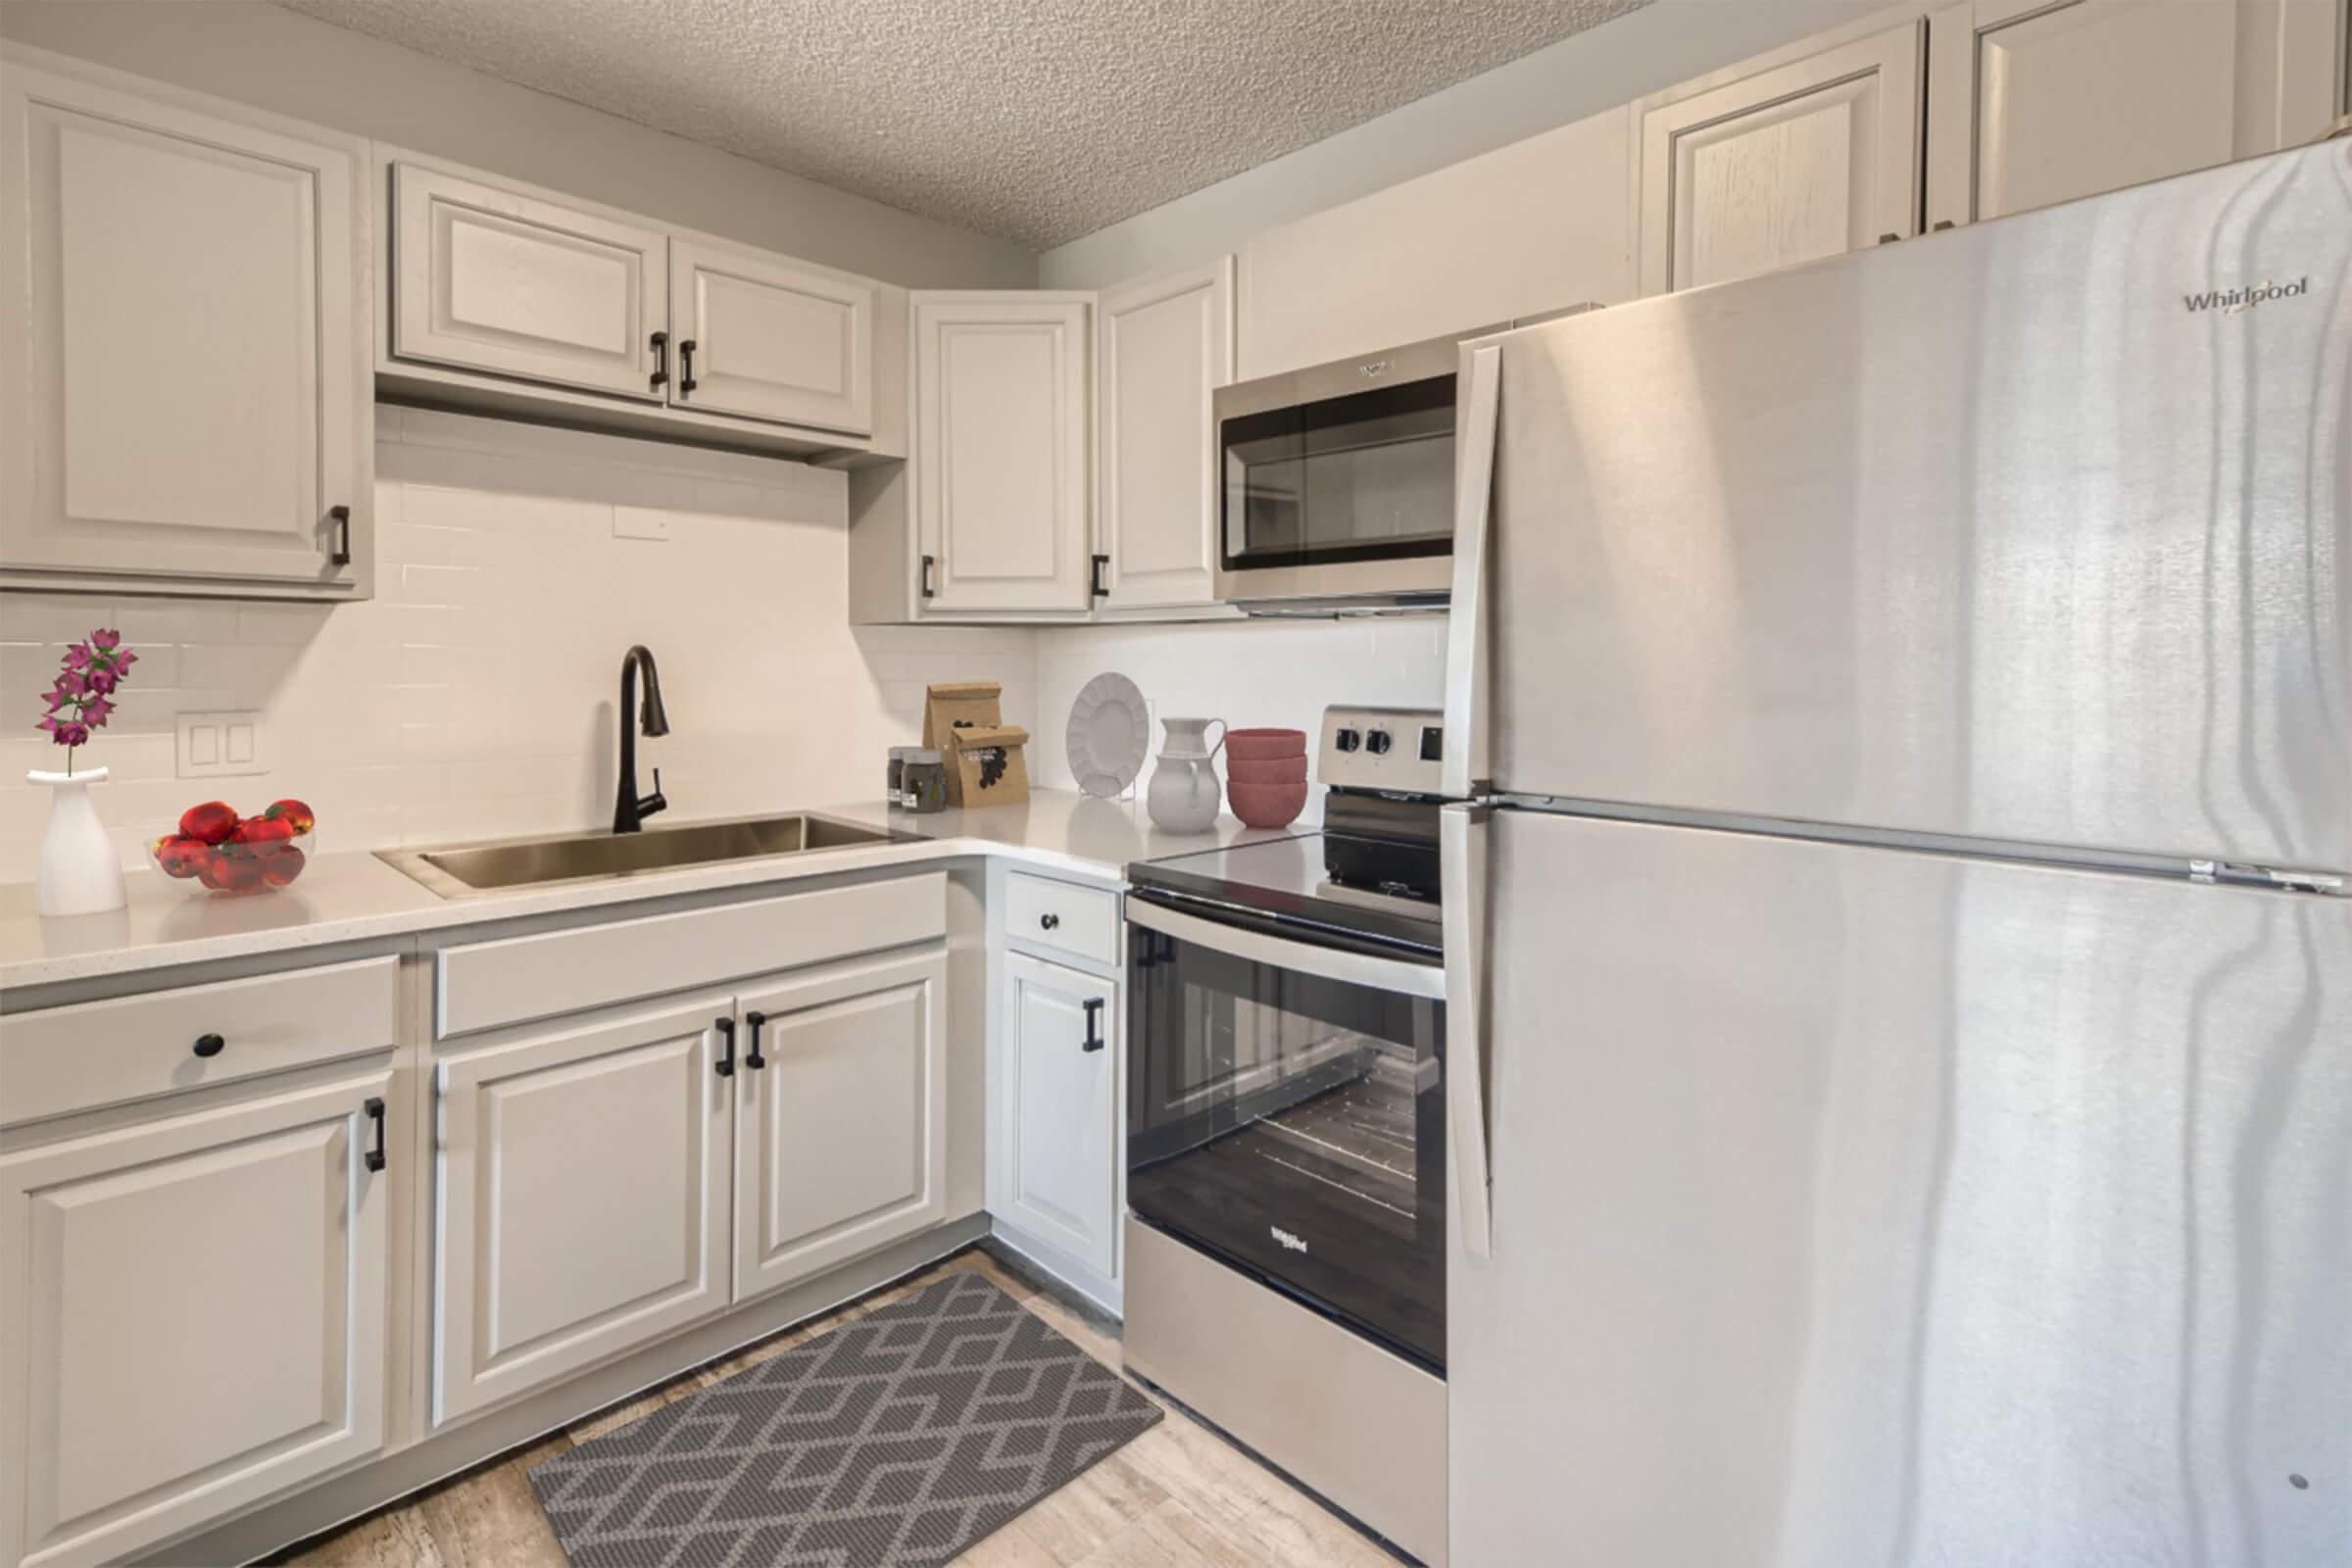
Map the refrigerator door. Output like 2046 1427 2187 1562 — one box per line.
1477 141 2352 872
1452 808 2350 1567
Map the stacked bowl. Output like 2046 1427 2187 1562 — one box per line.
1225 728 1308 828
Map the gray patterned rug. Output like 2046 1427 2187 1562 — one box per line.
529 1271 1161 1566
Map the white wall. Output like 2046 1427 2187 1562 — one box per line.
0 0 1034 289
1039 0 1890 289
0 411 1036 872
1032 616 1447 823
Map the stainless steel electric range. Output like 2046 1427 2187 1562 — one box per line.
1118 706 1450 1565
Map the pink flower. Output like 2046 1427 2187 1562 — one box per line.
115 649 137 668
50 722 88 748
84 668 117 696
90 628 121 650
79 695 115 725
62 645 89 669
52 668 84 697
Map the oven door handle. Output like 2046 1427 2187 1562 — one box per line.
1126 898 1445 1002
1442 341 1500 801
1441 802 1494 1259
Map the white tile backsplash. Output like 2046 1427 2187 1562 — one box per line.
1 412 1040 875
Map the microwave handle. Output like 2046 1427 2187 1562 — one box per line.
1443 343 1501 801
1440 802 1494 1259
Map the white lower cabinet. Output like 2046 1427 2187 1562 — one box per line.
734 949 948 1298
995 952 1120 1281
1 1072 392 1568
432 996 733 1425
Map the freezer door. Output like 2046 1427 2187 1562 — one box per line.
1482 141 2352 871
1451 808 2350 1567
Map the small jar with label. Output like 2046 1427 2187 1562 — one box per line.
886 746 913 804
902 749 948 813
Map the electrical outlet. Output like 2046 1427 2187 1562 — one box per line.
177 710 266 778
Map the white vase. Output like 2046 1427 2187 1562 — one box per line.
1147 717 1226 834
29 767 126 917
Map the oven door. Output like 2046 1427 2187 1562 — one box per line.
1126 894 1446 1372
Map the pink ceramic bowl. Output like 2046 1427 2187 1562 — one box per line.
1227 754 1307 784
1228 779 1309 829
1225 727 1306 762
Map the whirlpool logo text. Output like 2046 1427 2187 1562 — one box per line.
2183 276 2309 315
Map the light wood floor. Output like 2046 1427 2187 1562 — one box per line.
277 1245 1404 1568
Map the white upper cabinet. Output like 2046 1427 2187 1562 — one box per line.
669 236 874 435
1 1073 390 1568
1926 0 2347 228
1095 258 1232 610
1635 21 1926 295
0 50 369 597
733 951 948 1301
912 292 1093 615
392 162 666 401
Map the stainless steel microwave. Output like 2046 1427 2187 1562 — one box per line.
1212 309 1592 613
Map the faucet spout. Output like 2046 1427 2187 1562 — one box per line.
613 646 669 834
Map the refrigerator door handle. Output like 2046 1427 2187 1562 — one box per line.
1443 342 1501 802
1441 802 1494 1258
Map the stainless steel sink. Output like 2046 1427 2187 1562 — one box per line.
377 811 907 898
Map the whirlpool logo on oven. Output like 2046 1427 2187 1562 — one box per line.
2183 276 2308 315
1270 1226 1309 1254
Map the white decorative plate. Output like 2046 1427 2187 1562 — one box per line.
1066 673 1150 799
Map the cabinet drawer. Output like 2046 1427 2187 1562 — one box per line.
1004 871 1120 968
0 956 399 1128
436 873 947 1038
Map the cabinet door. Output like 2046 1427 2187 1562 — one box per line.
669 237 874 435
996 953 1118 1278
433 998 730 1424
912 292 1093 614
391 163 666 401
0 59 365 590
734 950 948 1299
1096 259 1232 610
0 1073 390 1568
1926 0 2252 228
1635 22 1925 295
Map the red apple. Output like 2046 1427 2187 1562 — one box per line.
260 845 307 887
231 815 296 846
193 849 235 892
153 835 208 879
178 801 240 846
263 798 316 835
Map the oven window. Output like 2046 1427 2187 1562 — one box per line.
1127 913 1446 1372
1220 375 1456 570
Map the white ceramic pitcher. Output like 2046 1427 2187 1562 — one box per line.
1147 717 1225 833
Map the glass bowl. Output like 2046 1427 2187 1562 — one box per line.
150 826 316 896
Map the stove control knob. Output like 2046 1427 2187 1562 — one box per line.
1335 728 1362 753
1365 729 1393 755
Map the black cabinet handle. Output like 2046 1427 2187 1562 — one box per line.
713 1016 736 1077
919 554 937 599
1091 553 1109 600
192 1032 225 1058
1932 220 1956 231
1081 997 1105 1053
650 329 669 391
744 1010 768 1070
363 1097 386 1172
327 505 352 566
1040 912 1060 931
678 338 698 396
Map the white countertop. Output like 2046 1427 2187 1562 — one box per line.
0 790 1299 992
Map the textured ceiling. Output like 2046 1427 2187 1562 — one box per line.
278 0 1652 249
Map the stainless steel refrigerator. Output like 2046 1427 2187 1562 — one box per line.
1439 140 2350 1566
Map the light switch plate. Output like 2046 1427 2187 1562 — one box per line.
177 710 265 778
613 505 671 541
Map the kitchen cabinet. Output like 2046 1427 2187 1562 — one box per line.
669 236 874 435
1925 0 2348 228
0 48 371 600
1 1072 391 1568
911 292 1095 615
391 162 667 401
431 996 732 1424
1633 21 1926 295
1095 258 1232 609
995 952 1120 1282
733 950 948 1298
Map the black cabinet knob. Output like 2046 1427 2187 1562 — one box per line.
192 1033 225 1058
1040 912 1060 931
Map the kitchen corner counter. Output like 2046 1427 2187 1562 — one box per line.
0 789 1299 993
